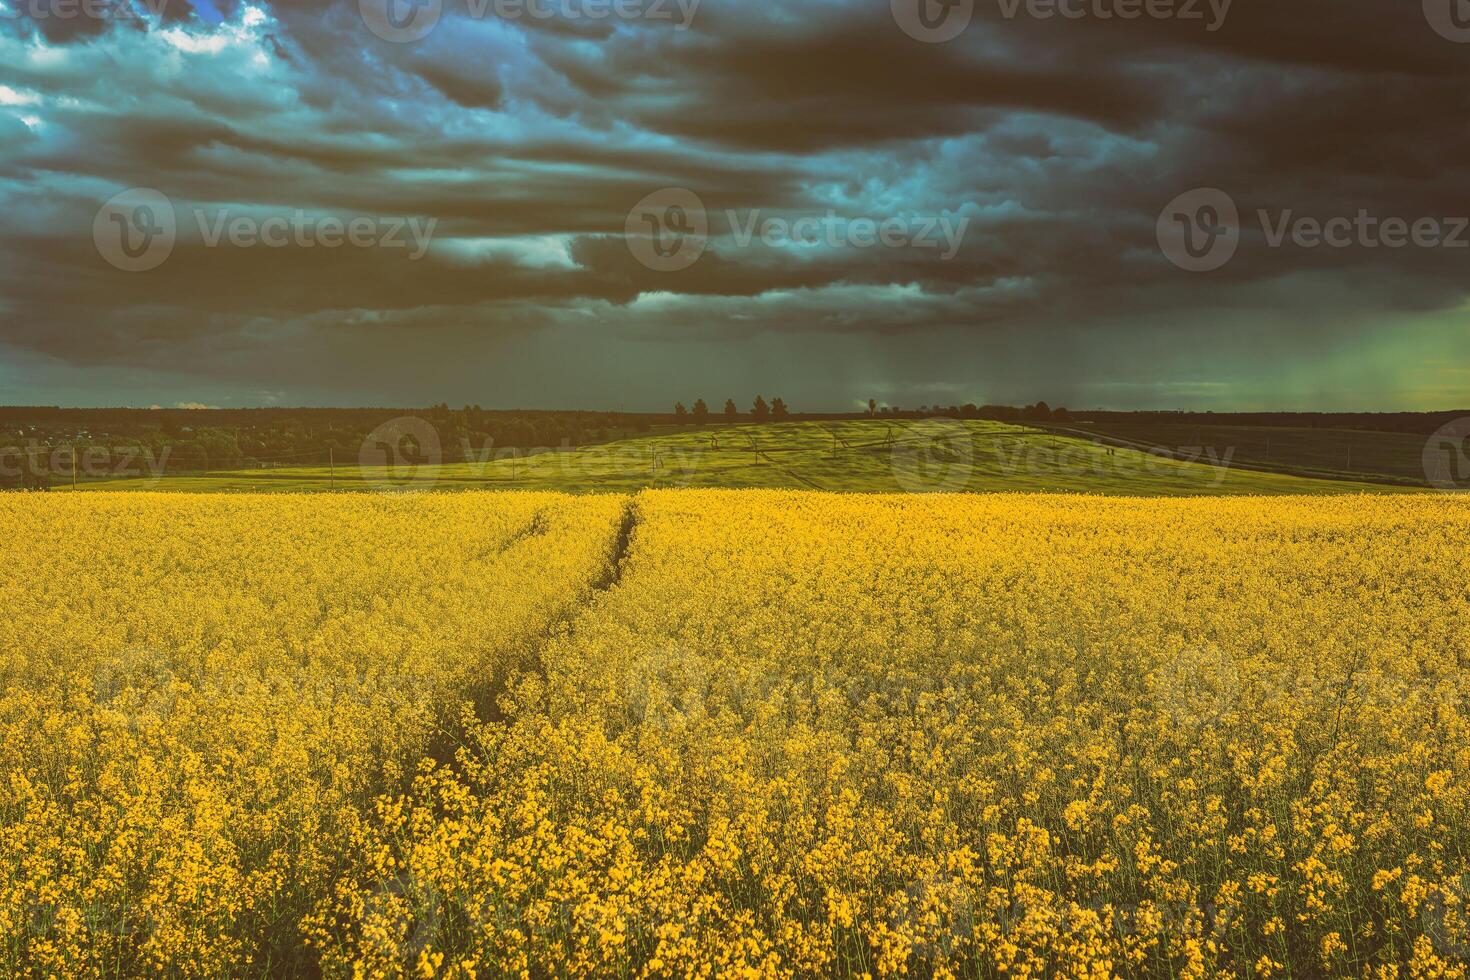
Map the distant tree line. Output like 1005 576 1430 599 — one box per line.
861 401 1072 422
0 407 659 475
673 397 791 424
670 398 1076 425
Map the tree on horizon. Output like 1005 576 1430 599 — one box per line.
692 399 709 425
674 402 687 425
724 399 739 421
752 396 770 423
771 398 789 420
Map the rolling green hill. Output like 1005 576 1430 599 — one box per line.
69 420 1418 496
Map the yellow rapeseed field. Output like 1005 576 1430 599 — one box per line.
2 490 1468 977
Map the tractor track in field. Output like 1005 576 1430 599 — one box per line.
454 495 642 737
594 496 642 594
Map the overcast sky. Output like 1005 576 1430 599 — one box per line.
2 0 1468 410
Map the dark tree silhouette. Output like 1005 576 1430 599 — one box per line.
752 396 770 423
692 399 709 425
724 399 739 421
674 402 688 425
771 398 789 420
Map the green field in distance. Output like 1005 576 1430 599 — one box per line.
69 420 1422 496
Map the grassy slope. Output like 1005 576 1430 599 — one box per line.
72 420 1416 496
1052 420 1433 486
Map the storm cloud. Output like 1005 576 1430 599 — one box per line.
1 0 1467 409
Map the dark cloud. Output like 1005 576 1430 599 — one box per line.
0 0 1467 409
